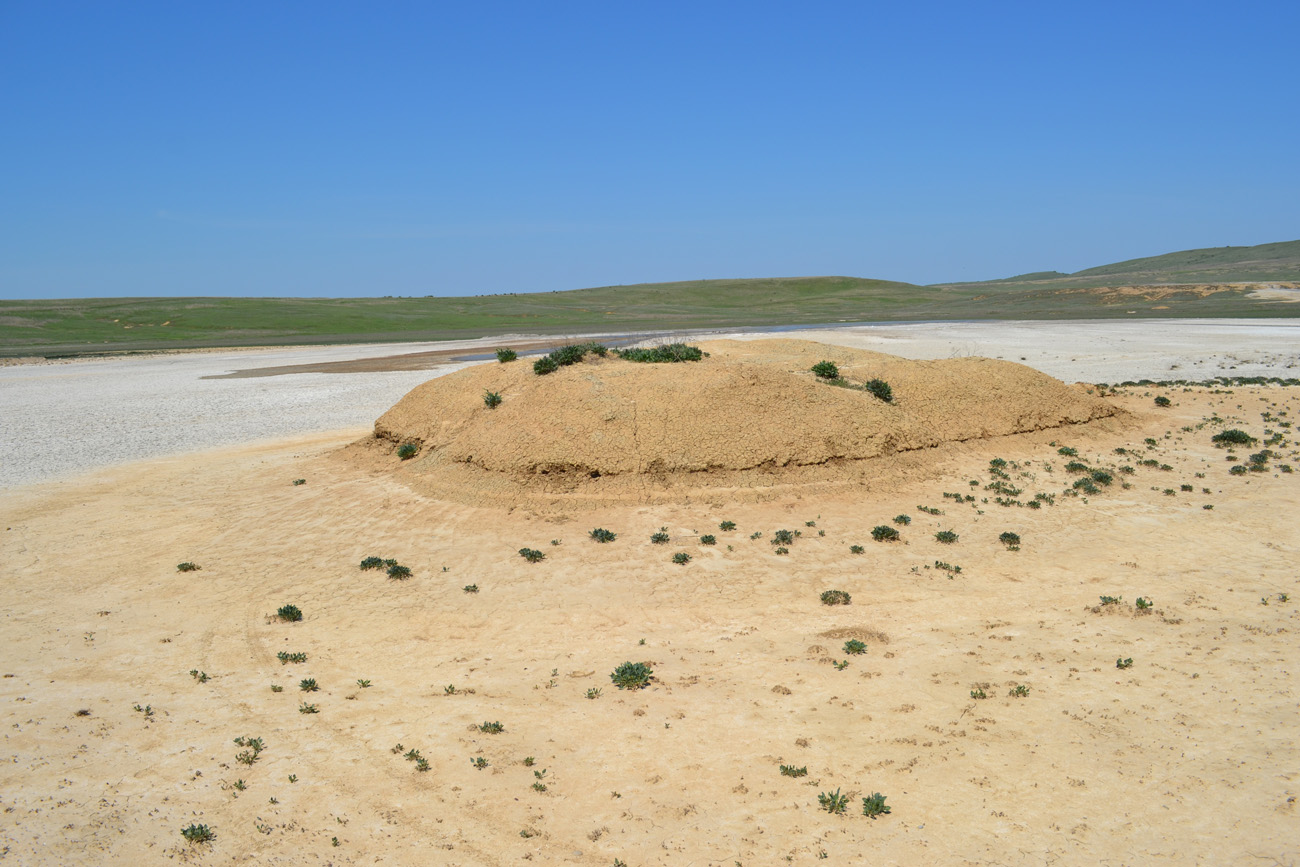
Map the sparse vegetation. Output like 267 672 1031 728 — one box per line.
650 527 671 544
843 639 867 655
1009 684 1030 698
934 530 958 544
861 792 891 818
534 342 608 374
820 590 851 606
479 721 504 734
1155 396 1171 407
181 823 215 844
699 534 716 545
864 379 893 402
849 544 865 554
1135 597 1153 610
1212 429 1256 447
495 347 517 363
998 531 1021 549
176 562 200 572
719 521 736 531
589 528 617 543
780 764 808 777
397 442 418 460
1116 657 1134 669
771 529 797 546
463 584 478 593
482 390 503 409
276 604 303 623
610 661 653 690
616 342 704 363
672 552 691 565
818 788 849 814
893 514 911 525
811 360 840 380
519 547 546 563
871 525 900 542
386 563 412 580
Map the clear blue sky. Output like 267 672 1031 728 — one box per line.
2 1 1297 298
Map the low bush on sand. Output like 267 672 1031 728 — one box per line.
495 348 517 363
397 443 418 460
820 590 851 606
610 661 653 690
616 343 703 363
871 525 899 542
811 361 840 380
534 342 608 375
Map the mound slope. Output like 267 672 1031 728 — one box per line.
357 339 1120 506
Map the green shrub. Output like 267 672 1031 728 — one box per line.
672 552 691 565
589 528 617 543
998 531 1021 548
1099 595 1122 605
871 525 899 542
1212 429 1256 446
1064 461 1090 473
1008 684 1030 698
277 651 307 664
360 556 385 571
478 721 505 734
771 529 797 546
719 520 736 531
534 342 608 375
299 678 319 692
1057 446 1078 456
811 360 840 380
849 545 865 554
276 604 303 622
1135 597 1153 609
818 788 849 814
176 562 200 573
970 688 987 699
699 534 716 546
292 478 306 485
532 355 559 375
483 390 503 409
780 764 808 778
774 546 789 555
934 530 958 544
1116 657 1133 669
495 347 517 363
181 823 215 843
616 343 703 363
519 547 546 563
820 590 851 606
1090 470 1114 486
843 639 867 655
1154 396 1171 407
893 514 911 525
864 379 893 402
649 528 670 544
397 443 418 460
610 661 653 690
298 702 319 714
463 584 478 593
386 563 412 580
861 792 891 818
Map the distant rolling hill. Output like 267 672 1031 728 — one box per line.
2 241 1297 356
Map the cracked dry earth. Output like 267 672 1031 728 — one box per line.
1 351 1298 865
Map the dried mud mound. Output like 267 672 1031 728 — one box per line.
351 339 1121 507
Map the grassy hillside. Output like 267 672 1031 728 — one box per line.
3 241 1298 357
937 239 1300 290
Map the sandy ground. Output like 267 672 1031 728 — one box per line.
1 324 1299 865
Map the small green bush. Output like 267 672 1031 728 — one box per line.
1212 429 1256 446
495 347 517 363
397 443 418 460
176 562 200 573
893 514 911 525
1154 396 1171 407
1099 595 1122 605
478 721 504 734
589 528 617 543
672 552 691 565
519 547 546 563
463 584 478 593
934 530 958 544
1135 597 1153 609
483 390 503 409
818 788 849 814
181 823 215 843
771 529 797 546
849 544 865 554
862 792 890 818
616 343 703 363
292 478 306 485
1116 657 1133 669
299 678 319 692
871 525 899 542
774 546 789 555
276 651 307 664
650 528 670 544
719 521 736 531
811 360 840 380
998 531 1021 548
276 604 303 622
532 355 559 375
610 661 653 690
780 764 808 777
820 590 851 606
864 379 893 402
843 639 867 655
360 556 385 570
534 342 607 375
1057 446 1078 456
387 563 412 580
699 534 716 546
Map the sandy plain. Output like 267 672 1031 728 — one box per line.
1 320 1299 865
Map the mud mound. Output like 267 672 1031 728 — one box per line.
350 339 1121 507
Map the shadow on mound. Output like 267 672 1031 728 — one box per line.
340 339 1122 508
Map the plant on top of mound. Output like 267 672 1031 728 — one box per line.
615 343 704 363
811 360 840 380
533 342 608 375
495 348 517 363
864 379 893 402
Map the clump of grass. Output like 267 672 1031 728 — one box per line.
386 563 412 580
519 547 546 563
610 661 653 690
893 514 911 525
495 347 517 363
276 604 303 623
771 529 798 546
820 590 851 606
462 584 478 593
818 788 849 814
672 552 691 565
774 546 789 555
1135 597 1153 610
176 562 200 573
719 520 736 531
780 764 808 777
359 556 387 571
470 756 489 770
843 639 867 655
479 721 505 734
586 687 602 700
397 443 418 460
998 531 1021 549
615 343 704 363
299 702 319 714
483 390 503 409
589 528 617 543
650 528 671 544
970 688 987 699
1009 684 1030 698
1154 396 1171 407
849 544 865 554
871 525 899 542
933 560 962 574
1099 595 1122 606
862 792 891 818
811 360 840 380
181 823 215 843
299 678 319 692
189 669 209 683
1057 446 1078 456
699 534 716 546
934 530 958 544
533 342 607 375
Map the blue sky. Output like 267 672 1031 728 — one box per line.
2 1 1297 298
